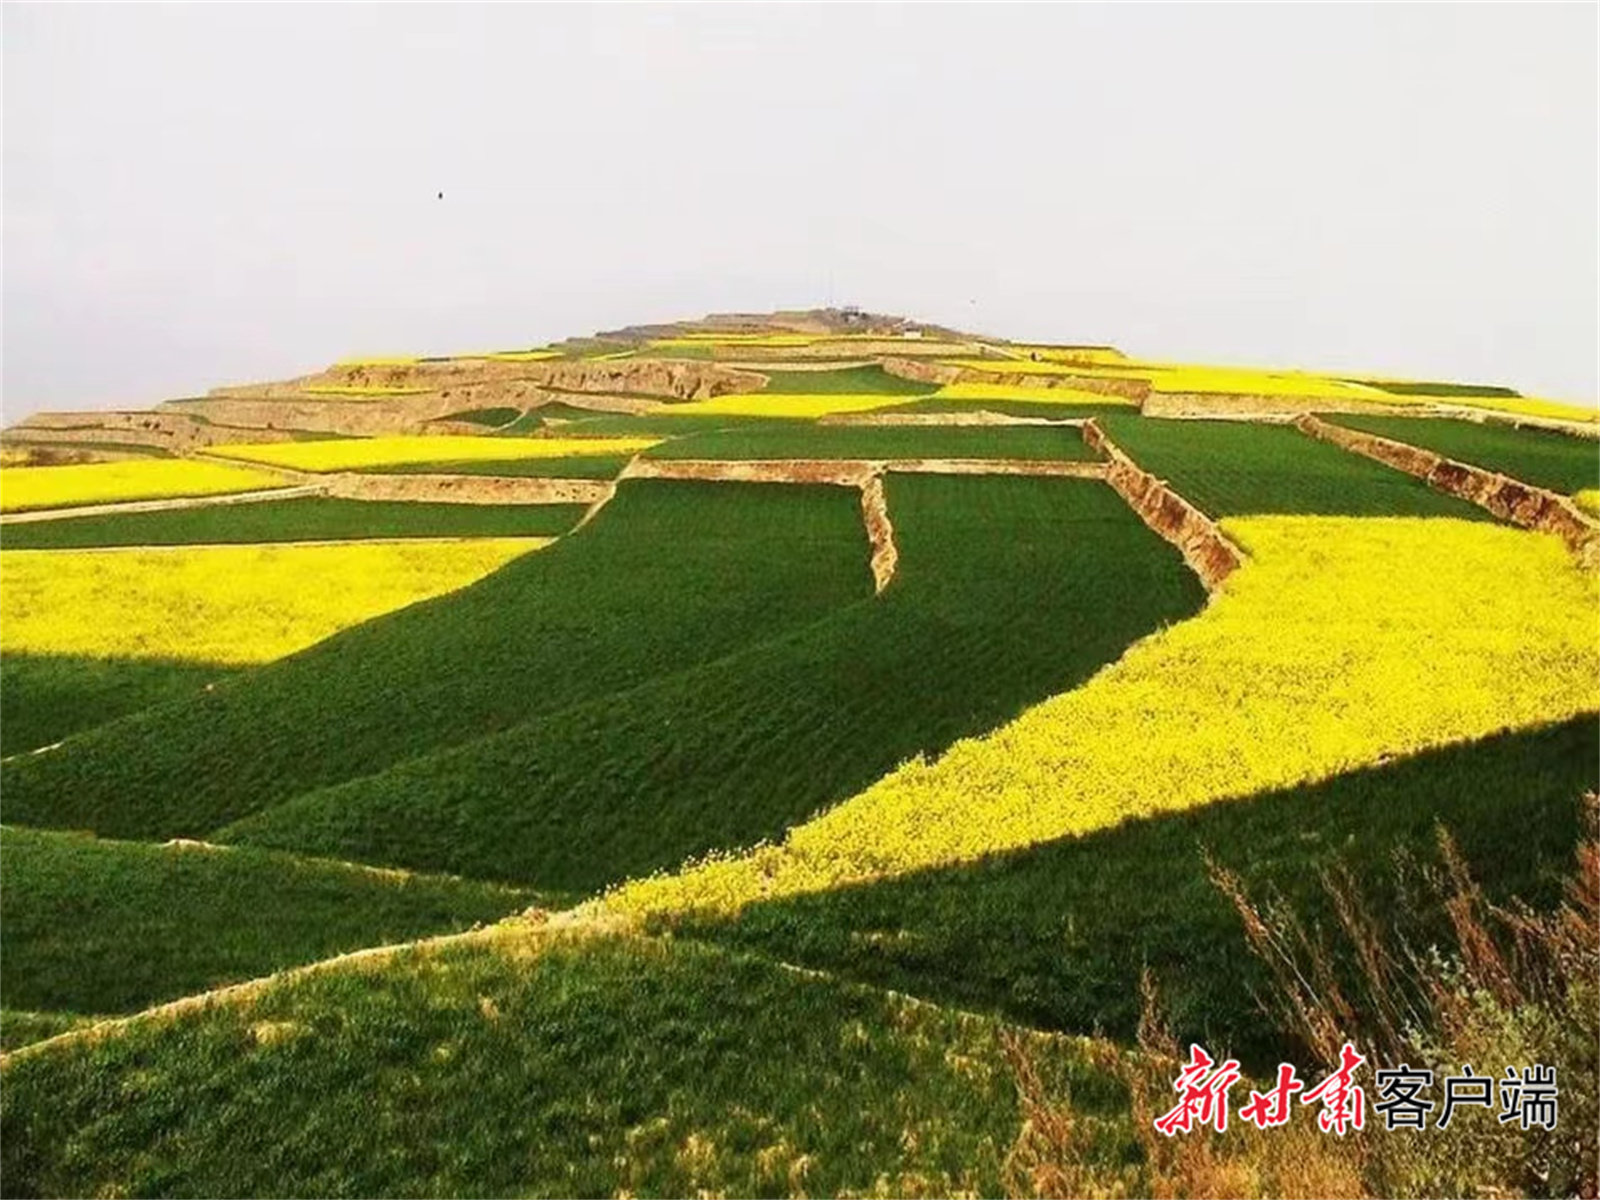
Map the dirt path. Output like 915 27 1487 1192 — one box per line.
858 475 897 593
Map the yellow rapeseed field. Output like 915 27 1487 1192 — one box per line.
1450 396 1600 425
0 540 543 665
612 517 1599 919
931 382 1139 406
0 460 289 514
1146 367 1389 400
650 393 916 419
208 436 658 473
1574 489 1599 517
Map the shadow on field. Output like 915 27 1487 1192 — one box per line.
680 717 1598 1069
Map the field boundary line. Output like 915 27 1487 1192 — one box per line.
0 484 324 525
0 908 625 1068
1297 414 1600 564
1080 418 1244 591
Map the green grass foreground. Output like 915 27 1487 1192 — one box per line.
0 497 588 549
1327 414 1599 495
221 476 1204 890
0 933 1104 1198
0 826 538 1015
1 481 872 840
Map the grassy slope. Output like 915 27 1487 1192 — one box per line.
221 477 1205 891
646 424 1098 461
0 826 538 1015
366 456 632 479
683 717 1598 1069
1 482 871 840
0 655 242 757
1098 414 1491 517
756 364 936 395
0 932 1102 1199
0 1011 96 1054
0 498 588 548
1327 414 1599 495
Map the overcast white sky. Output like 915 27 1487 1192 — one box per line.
3 3 1595 421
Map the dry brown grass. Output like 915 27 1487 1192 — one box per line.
1005 795 1600 1199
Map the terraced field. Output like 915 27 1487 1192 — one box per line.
221 476 1203 890
0 458 288 512
2 482 873 839
644 423 1098 461
1096 414 1489 517
2 826 536 1014
209 435 657 472
0 497 588 548
3 309 1596 1200
1326 413 1598 495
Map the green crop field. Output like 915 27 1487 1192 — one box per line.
1 825 537 1014
0 497 588 548
0 933 1104 1199
3 307 1595 1200
757 364 936 395
1327 414 1599 495
220 476 1203 890
680 717 1597 1070
1097 414 1492 517
645 423 1098 461
0 654 241 756
2 482 872 840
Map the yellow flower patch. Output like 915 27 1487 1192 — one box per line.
1451 396 1599 425
1147 367 1388 400
0 540 543 665
208 436 658 473
650 394 914 419
612 517 1599 919
1574 490 1599 517
931 382 1138 406
0 460 289 514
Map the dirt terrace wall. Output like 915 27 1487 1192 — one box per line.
858 474 897 594
1081 418 1243 591
621 457 878 488
881 357 1149 399
1297 415 1600 563
322 473 613 506
9 411 301 451
214 359 767 404
1143 391 1412 418
165 395 471 437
